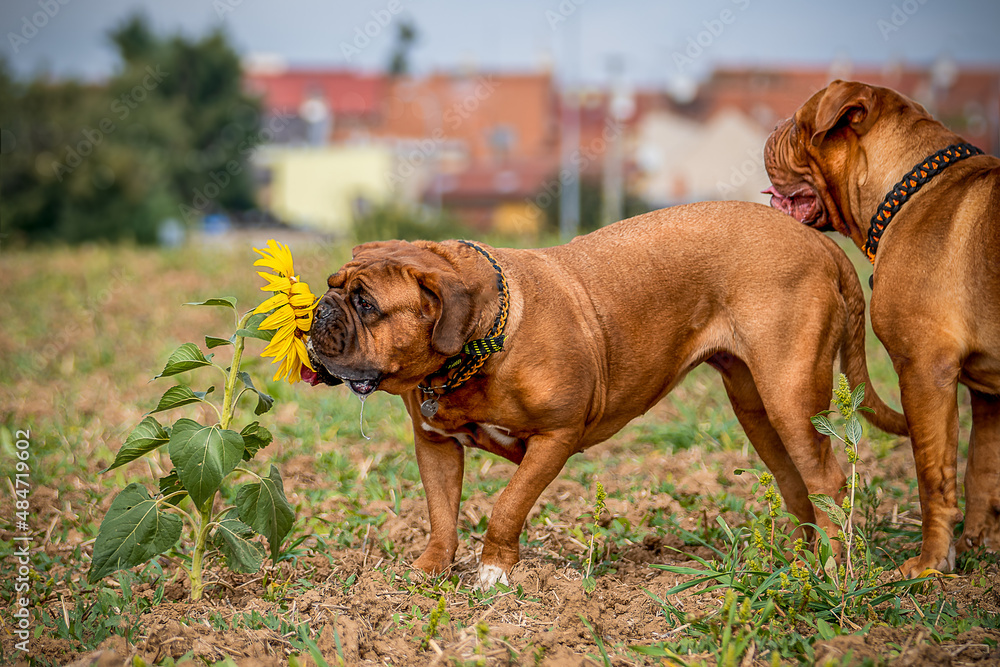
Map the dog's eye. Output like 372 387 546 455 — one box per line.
355 294 377 314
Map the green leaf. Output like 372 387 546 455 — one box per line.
150 385 214 414
184 296 237 310
810 414 839 439
205 335 234 349
212 512 265 574
158 470 187 506
239 421 273 461
235 312 274 342
816 617 836 640
238 371 274 416
715 515 735 542
168 419 244 507
808 493 847 528
104 416 169 472
845 414 863 447
155 343 214 379
87 483 182 583
236 465 294 560
850 382 866 413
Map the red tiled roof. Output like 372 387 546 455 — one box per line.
244 69 384 115
698 66 1000 149
375 72 557 163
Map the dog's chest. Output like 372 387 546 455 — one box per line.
418 417 528 463
420 420 519 448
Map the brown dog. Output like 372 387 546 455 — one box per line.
763 79 1000 578
307 200 906 586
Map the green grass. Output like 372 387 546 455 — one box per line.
1 238 993 666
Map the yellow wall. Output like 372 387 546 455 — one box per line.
492 201 543 236
264 146 393 233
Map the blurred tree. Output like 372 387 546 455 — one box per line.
0 58 172 244
388 21 418 76
0 13 261 245
108 14 261 216
108 14 158 62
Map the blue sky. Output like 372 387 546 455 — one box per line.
3 0 999 84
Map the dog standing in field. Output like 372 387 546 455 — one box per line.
306 200 907 587
763 79 1000 578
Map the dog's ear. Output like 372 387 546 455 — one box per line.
416 270 476 357
811 80 878 146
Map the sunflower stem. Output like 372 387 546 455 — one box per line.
220 312 251 431
190 497 213 602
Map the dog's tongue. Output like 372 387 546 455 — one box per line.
301 366 321 386
762 186 790 212
762 186 818 224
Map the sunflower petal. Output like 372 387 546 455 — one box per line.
253 240 294 277
274 351 298 383
262 321 297 359
260 304 295 330
295 309 314 331
252 292 289 315
258 272 292 293
289 291 316 309
293 336 314 371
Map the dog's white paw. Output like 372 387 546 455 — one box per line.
476 563 509 590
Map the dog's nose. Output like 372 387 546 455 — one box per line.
314 294 341 325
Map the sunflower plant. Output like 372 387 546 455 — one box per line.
88 240 317 601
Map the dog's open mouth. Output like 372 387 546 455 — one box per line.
344 376 380 396
301 363 381 395
762 185 823 226
302 339 381 394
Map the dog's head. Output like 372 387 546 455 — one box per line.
762 80 934 243
306 240 485 397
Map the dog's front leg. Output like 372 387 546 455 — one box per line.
478 431 575 587
412 430 465 575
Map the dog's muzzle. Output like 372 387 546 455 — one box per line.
304 294 383 395
303 296 346 387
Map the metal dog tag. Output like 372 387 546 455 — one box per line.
420 398 439 419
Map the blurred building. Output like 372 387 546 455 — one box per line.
695 64 1000 154
244 65 383 144
243 58 1000 235
255 145 394 234
374 71 558 233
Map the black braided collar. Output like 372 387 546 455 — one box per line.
418 240 509 400
863 143 984 263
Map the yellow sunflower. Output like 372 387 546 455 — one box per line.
252 239 317 383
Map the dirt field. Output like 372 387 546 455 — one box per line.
2 239 999 666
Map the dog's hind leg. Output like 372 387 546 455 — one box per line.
744 354 848 545
891 351 963 577
711 353 816 531
959 390 1000 555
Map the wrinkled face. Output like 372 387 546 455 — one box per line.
307 241 479 397
763 80 934 243
763 80 896 241
762 115 831 229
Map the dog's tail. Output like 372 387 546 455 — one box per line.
832 243 909 436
